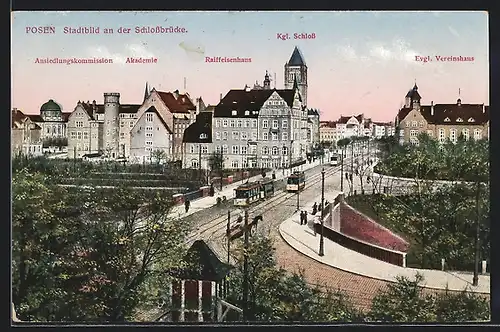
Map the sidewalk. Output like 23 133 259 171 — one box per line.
279 197 490 294
169 159 323 219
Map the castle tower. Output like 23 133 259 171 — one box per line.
284 46 308 106
404 83 421 109
103 92 120 158
263 71 271 90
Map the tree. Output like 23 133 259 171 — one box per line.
369 273 436 322
208 151 224 190
369 273 490 322
150 149 167 165
226 235 361 322
12 170 189 322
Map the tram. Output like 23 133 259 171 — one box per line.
286 171 306 192
330 153 339 166
234 178 275 207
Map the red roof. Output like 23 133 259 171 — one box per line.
397 102 489 125
156 90 196 113
320 121 336 128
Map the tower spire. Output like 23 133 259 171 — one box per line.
143 82 149 101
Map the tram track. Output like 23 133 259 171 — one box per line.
185 162 345 247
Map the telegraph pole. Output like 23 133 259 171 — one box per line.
242 209 249 321
319 168 325 256
226 210 231 296
220 150 223 191
473 181 481 286
198 144 202 182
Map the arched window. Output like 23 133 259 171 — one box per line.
190 159 198 168
272 146 279 155
282 146 288 155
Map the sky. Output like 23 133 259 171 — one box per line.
12 11 489 122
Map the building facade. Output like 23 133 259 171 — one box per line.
396 84 490 145
11 108 43 156
319 121 338 143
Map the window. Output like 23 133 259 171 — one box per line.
146 113 154 122
411 121 417 127
244 111 249 116
190 145 196 154
201 146 208 154
272 120 279 129
474 129 482 140
76 121 84 128
262 120 269 128
145 141 153 146
444 117 450 122
241 132 248 140
405 121 410 127
399 129 404 137
456 118 463 122
419 121 425 127
252 132 257 140
272 133 278 141
232 132 239 140
222 145 228 154
146 132 153 138
262 132 268 140
468 117 475 122
230 120 235 127
241 146 248 154
77 132 82 139
83 132 88 139
231 110 237 116
410 130 418 137
282 120 288 129
237 120 242 127
70 132 76 139
244 120 250 127
462 129 470 141
191 160 199 168
146 126 153 131
450 129 457 143
282 132 288 140
216 120 221 127
282 146 288 155
120 122 124 127
222 131 228 140
438 128 446 142
231 160 239 168
223 119 228 127
252 120 257 128
232 145 239 154
261 146 269 155
272 146 279 155
215 145 221 153
129 122 134 127
250 145 257 155
145 147 152 152
215 132 221 140
91 133 97 139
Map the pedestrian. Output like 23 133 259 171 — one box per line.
345 172 349 180
184 199 190 213
304 211 308 226
312 202 318 215
300 211 304 225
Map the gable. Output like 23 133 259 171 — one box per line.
68 104 91 122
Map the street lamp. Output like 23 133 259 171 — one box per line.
340 146 345 192
319 167 325 256
289 139 294 174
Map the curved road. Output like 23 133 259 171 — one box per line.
206 160 490 312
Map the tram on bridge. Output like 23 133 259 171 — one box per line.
286 171 305 192
330 153 339 166
233 178 275 207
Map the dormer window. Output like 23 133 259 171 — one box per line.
231 110 237 116
444 117 451 122
456 117 463 122
468 117 475 122
245 111 249 115
232 101 237 104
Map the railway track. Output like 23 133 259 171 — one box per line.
184 163 346 261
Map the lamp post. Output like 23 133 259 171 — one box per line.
319 167 325 256
289 140 294 174
340 147 344 192
242 209 249 321
472 180 481 286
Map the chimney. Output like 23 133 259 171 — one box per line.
173 89 179 99
220 93 223 101
457 98 461 106
92 100 97 110
431 101 434 116
482 103 485 113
